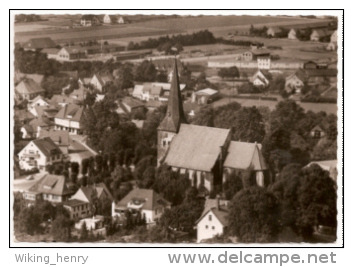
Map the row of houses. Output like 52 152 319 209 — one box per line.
80 14 127 26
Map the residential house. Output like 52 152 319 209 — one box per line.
14 109 36 124
15 79 45 100
57 47 86 61
18 137 63 171
112 188 171 224
103 14 116 24
327 30 337 50
241 49 270 61
267 27 282 37
51 94 76 107
29 95 50 108
196 198 229 243
310 29 333 42
305 160 338 181
141 84 163 101
29 104 59 119
132 82 186 102
23 174 73 203
65 135 98 165
22 37 56 51
69 87 86 103
303 60 318 69
132 85 144 99
64 183 113 220
54 104 84 134
285 69 306 94
41 48 60 59
223 142 267 187
250 70 270 88
288 29 297 40
117 16 125 24
21 116 55 139
15 73 45 85
310 124 327 139
80 15 100 26
191 88 219 104
38 129 70 154
90 73 114 92
257 56 271 69
116 97 147 117
158 59 268 192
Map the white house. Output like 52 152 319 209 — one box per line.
257 56 271 70
103 14 113 24
250 70 270 87
80 15 100 27
18 137 63 171
112 188 171 225
54 104 84 135
285 69 306 94
267 27 281 37
23 174 73 204
117 17 125 24
288 29 297 40
192 88 219 104
196 198 229 243
90 73 114 92
327 30 337 51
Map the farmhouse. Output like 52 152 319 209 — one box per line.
15 78 45 101
80 15 100 26
57 47 86 61
241 49 271 61
18 137 63 171
103 14 116 24
112 188 171 225
158 60 267 192
22 37 56 51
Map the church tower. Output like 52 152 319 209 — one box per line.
157 58 188 165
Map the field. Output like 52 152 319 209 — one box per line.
14 15 334 45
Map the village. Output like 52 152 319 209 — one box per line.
13 13 338 243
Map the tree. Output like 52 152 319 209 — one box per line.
233 106 265 143
218 67 239 80
192 106 215 127
51 215 73 242
228 187 280 243
80 221 89 241
134 60 157 82
223 171 243 200
18 206 42 235
115 63 134 90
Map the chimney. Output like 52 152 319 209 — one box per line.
216 194 220 210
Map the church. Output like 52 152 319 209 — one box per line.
157 59 267 193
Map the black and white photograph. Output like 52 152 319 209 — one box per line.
10 9 342 246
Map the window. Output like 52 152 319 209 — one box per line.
205 225 208 229
162 140 166 147
212 226 215 230
314 130 321 138
209 215 212 221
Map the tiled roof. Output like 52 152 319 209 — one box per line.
165 124 231 172
32 137 63 157
14 109 35 121
223 141 267 170
55 104 84 122
195 88 219 96
116 188 170 211
77 183 113 203
15 73 45 85
62 199 87 207
22 37 55 50
132 85 144 96
15 79 45 95
51 94 75 105
121 97 145 109
61 46 85 55
39 129 70 147
27 174 72 196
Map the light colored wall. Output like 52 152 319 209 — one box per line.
197 210 224 243
18 142 47 170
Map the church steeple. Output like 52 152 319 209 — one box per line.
158 59 187 133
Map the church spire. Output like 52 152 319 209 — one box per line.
158 58 187 133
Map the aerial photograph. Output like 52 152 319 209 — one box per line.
12 11 340 244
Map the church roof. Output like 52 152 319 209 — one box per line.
158 59 188 132
164 124 231 172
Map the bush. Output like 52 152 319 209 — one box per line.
20 168 39 176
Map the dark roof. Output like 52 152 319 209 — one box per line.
29 116 55 131
38 129 70 147
158 59 188 132
81 14 99 20
223 141 267 170
32 137 63 157
116 188 171 211
93 73 114 86
121 97 145 109
78 183 113 203
55 104 84 122
62 199 87 207
14 109 35 121
164 124 231 172
196 199 229 226
251 49 271 56
22 37 55 50
51 94 75 105
27 174 72 196
15 79 45 95
305 69 338 77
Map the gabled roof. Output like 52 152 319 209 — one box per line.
132 85 144 96
29 116 55 131
67 135 97 162
22 37 55 50
143 84 163 96
14 109 35 121
61 46 85 55
15 79 45 95
33 105 59 119
51 94 75 105
77 183 113 203
15 73 45 85
312 29 334 38
196 200 229 226
165 124 231 172
30 95 50 106
55 104 84 122
121 97 145 109
31 137 63 157
92 73 114 86
223 141 267 171
151 58 183 71
81 14 100 20
158 60 188 133
39 129 70 147
195 88 218 96
27 174 72 196
69 87 86 102
115 188 171 211
250 49 271 56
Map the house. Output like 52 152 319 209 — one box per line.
191 88 219 104
51 94 76 107
29 105 59 119
38 129 70 154
285 69 306 94
23 174 73 203
18 137 63 171
257 56 271 69
64 183 113 220
250 70 270 87
310 29 333 42
305 69 337 84
15 79 45 100
41 48 60 59
303 60 318 69
327 30 337 50
305 160 338 181
288 29 297 40
74 216 104 230
103 14 116 24
310 124 327 139
112 188 171 224
14 109 36 124
69 87 86 103
90 73 114 92
158 59 267 192
22 37 56 51
132 82 186 102
29 95 50 108
54 104 84 134
66 135 98 165
78 77 92 87
267 27 282 37
15 73 45 85
196 197 229 243
223 142 267 187
57 47 86 61
21 116 55 138
117 16 125 24
132 85 144 99
116 97 147 116
80 15 100 26
241 49 270 61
